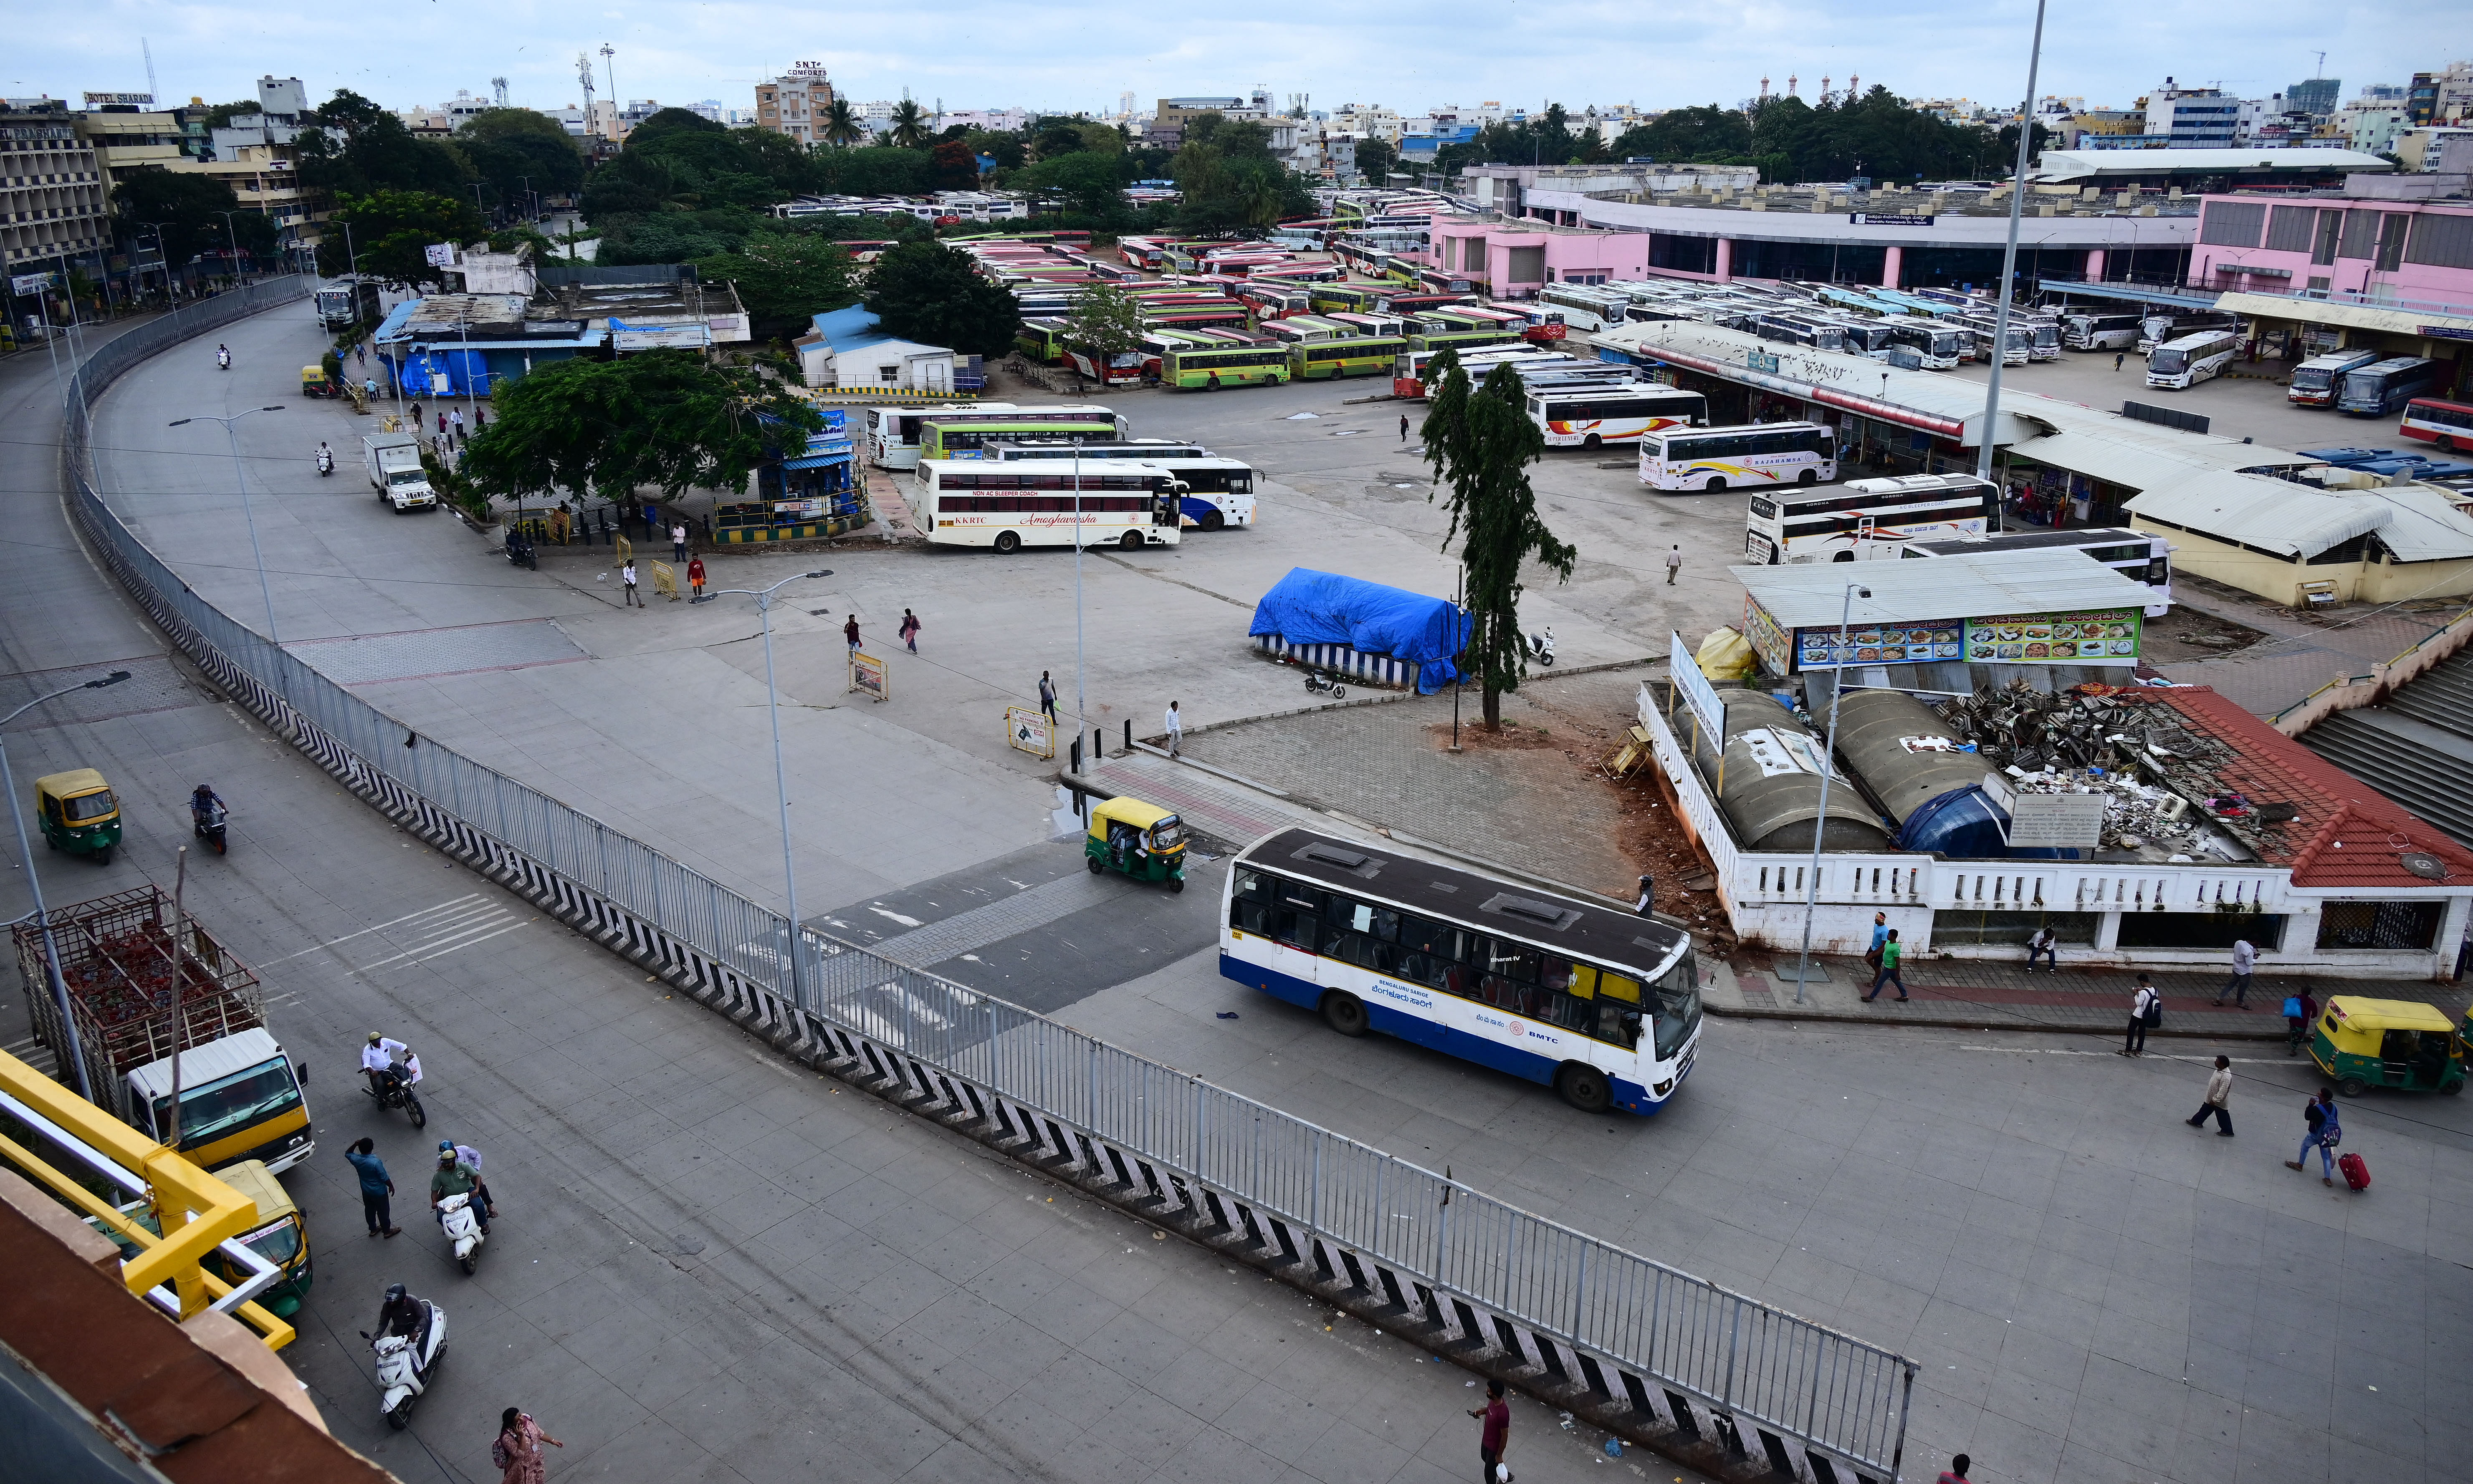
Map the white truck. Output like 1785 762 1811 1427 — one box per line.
362 432 438 511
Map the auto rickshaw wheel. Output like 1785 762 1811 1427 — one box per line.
1087 856 1102 874
2443 1080 2464 1096
1169 876 1184 893
91 846 110 866
1320 991 1369 1038
2337 1076 2368 1098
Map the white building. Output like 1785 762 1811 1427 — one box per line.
2144 79 2243 147
2336 98 2414 156
935 108 1030 134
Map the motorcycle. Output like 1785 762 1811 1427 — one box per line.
360 1288 445 1429
216 348 231 372
504 528 537 570
191 799 228 855
364 1065 427 1128
1302 668 1347 700
1525 627 1557 667
316 447 334 477
436 1191 486 1274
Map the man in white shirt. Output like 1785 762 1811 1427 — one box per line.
1164 700 1183 758
2216 939 2256 1007
361 1033 420 1095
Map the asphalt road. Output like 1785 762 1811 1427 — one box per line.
6 323 1696 1484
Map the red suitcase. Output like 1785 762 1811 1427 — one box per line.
2339 1152 2370 1192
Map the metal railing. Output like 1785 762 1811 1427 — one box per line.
51 285 1919 1479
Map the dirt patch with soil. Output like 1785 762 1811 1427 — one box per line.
2138 604 2274 665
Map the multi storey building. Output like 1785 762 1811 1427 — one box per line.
754 64 835 144
162 76 322 259
1 100 109 279
2144 79 2243 148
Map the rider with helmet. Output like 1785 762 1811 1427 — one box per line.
361 1032 419 1098
216 343 231 371
190 782 224 832
437 1139 494 1231
376 1282 424 1339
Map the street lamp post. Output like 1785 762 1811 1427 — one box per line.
706 570 830 1004
209 209 249 285
1072 434 1087 740
0 669 133 1099
167 407 286 641
1791 582 1870 1006
1973 0 2048 484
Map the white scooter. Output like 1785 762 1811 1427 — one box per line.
1525 627 1557 667
437 1190 486 1275
362 1287 445 1429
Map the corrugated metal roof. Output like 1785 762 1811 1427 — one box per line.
2213 290 2473 339
2031 148 2392 180
2008 426 2314 491
2127 473 2473 561
1731 547 2157 628
2345 482 2473 563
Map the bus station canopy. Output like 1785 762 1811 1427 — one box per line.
1731 548 2157 629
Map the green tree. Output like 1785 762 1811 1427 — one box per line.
811 145 935 196
1062 282 1144 364
695 233 857 338
887 100 930 149
1420 355 1575 729
112 172 277 272
821 98 864 148
461 349 823 508
1354 138 1398 182
323 189 487 281
457 108 587 212
1023 151 1128 222
865 240 1020 357
298 89 473 198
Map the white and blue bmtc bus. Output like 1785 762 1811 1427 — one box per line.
1221 828 1702 1113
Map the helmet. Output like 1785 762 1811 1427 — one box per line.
438 1140 455 1154
383 1282 406 1304
437 1148 457 1164
367 1032 382 1045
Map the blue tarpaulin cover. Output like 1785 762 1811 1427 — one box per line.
1249 568 1469 694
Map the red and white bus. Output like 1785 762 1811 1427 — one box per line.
2400 396 2473 453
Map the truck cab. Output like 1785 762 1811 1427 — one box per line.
126 1027 314 1174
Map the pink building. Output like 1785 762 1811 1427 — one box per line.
1412 219 1649 300
2190 187 2473 397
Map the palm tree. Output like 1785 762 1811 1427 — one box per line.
888 99 929 149
821 98 863 149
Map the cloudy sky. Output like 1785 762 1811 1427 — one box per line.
15 1 2450 121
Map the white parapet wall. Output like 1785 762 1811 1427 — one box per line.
1638 684 2469 979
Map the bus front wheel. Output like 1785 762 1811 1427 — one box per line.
1200 508 1225 532
1798 469 1819 485
1320 991 1370 1038
1583 434 1602 449
1555 1063 1613 1114
993 530 1022 554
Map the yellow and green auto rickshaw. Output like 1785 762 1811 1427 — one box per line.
35 768 120 865
301 363 338 397
1086 797 1187 892
87 1159 313 1318
2309 996 2465 1098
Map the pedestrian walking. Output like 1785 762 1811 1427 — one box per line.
356 342 367 367
2216 937 2256 1006
686 555 705 599
1864 912 1889 971
844 614 860 652
1935 1456 1972 1484
1634 875 1654 916
1164 699 1183 758
1468 1377 1510 1484
1400 414 1410 442
2122 974 2160 1055
2113 352 2126 372
551 504 570 545
620 559 642 608
450 407 465 445
492 1407 564 1484
896 608 922 653
2025 926 2058 974
1863 929 1907 1001
1664 544 1683 586
474 407 487 434
2284 989 2319 1056
670 522 688 562
2285 1087 2341 1186
409 399 422 430
2185 1055 2236 1135
437 411 448 439
346 1138 402 1237
1038 670 1058 726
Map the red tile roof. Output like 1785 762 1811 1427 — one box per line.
2111 686 2473 890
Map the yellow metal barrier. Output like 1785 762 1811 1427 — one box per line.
0 1045 293 1349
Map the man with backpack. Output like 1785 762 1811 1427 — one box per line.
2286 1088 2341 1188
2122 974 2160 1055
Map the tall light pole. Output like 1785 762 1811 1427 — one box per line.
1974 0 2048 483
1792 582 1869 1006
167 407 286 641
1072 434 1087 740
209 209 250 285
1 669 133 1100
135 221 176 303
707 569 830 1005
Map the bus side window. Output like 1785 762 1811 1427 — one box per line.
1595 1002 1643 1049
1273 887 1325 951
1229 869 1271 935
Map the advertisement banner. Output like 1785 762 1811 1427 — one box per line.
1792 618 1964 671
2005 793 2109 850
1961 608 2140 665
422 242 456 268
10 272 57 298
1668 630 1726 744
1740 596 1794 677
847 651 888 702
1005 705 1054 759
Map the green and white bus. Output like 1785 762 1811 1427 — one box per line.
1015 318 1070 364
913 409 1127 463
1291 336 1409 381
1161 345 1291 391
1408 327 1522 355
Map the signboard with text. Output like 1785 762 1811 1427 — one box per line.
1962 608 2140 665
847 651 888 702
1006 705 1054 759
1848 213 1936 227
2005 793 2108 849
9 272 57 298
82 92 155 107
1668 630 1727 745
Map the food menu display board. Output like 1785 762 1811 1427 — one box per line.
1962 608 2141 665
1793 618 1965 671
1741 596 1794 676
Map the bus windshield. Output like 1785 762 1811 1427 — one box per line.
2291 366 2335 389
1654 954 1700 1062
2151 348 2189 375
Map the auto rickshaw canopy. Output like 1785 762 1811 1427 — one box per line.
2319 996 2458 1057
35 768 116 820
1086 795 1184 847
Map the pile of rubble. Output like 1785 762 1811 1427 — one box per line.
1931 681 2293 858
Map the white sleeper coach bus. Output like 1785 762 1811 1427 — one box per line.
909 460 1184 553
1224 828 1701 1114
2145 331 2240 391
990 442 1257 530
1527 384 1705 449
2061 311 2144 351
1639 421 1836 492
1745 473 1998 564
